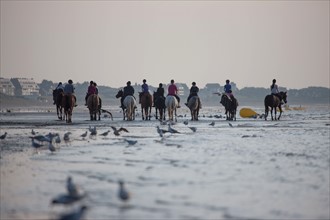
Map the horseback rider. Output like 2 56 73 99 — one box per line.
64 79 77 107
53 82 64 104
270 79 283 104
85 81 96 105
139 79 150 103
185 82 199 105
167 79 180 107
121 81 135 108
153 83 165 107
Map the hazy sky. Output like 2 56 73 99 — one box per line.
1 1 329 89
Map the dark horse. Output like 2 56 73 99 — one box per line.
53 89 64 120
62 94 75 123
139 92 153 120
153 91 166 121
264 91 287 121
187 96 201 121
220 94 238 121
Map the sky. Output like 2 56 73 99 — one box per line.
1 1 329 89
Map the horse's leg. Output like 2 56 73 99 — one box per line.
271 107 274 121
174 108 177 122
278 106 282 120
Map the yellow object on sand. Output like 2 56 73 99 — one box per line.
239 108 258 118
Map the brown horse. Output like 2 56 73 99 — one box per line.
220 94 238 121
87 94 100 121
54 89 64 120
264 91 287 121
62 94 75 123
153 91 166 121
139 92 153 120
187 96 201 121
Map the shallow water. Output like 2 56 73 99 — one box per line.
0 105 329 220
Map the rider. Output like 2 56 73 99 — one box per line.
121 81 135 108
153 83 165 107
185 82 199 106
139 79 149 103
270 79 283 103
53 82 64 104
85 81 96 105
64 79 77 107
167 79 180 108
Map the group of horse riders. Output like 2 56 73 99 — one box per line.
53 79 77 107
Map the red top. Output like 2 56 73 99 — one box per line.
168 84 178 96
87 85 96 95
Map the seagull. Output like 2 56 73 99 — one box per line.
209 121 215 126
168 124 180 134
111 126 129 136
99 130 110 137
90 127 97 136
31 129 37 135
31 138 43 152
183 119 189 125
124 139 137 146
64 132 72 143
156 126 164 137
188 126 197 132
55 134 61 145
58 205 88 220
0 132 7 140
29 134 49 142
118 180 130 202
51 194 85 205
48 141 56 153
228 122 233 127
80 131 88 139
67 176 79 197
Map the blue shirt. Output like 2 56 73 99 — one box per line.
142 83 149 93
224 83 231 93
64 84 75 94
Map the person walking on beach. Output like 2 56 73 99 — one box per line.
168 79 180 107
64 79 77 106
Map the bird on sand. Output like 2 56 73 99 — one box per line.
183 119 189 125
124 139 138 146
54 134 61 145
111 126 129 136
209 121 215 126
31 129 37 135
29 134 49 142
89 127 97 136
228 122 233 127
168 124 180 134
67 176 79 197
48 141 56 153
0 132 7 140
51 194 85 205
118 180 130 202
188 126 197 132
80 131 88 139
156 126 169 137
99 130 110 137
58 205 88 220
63 132 72 143
31 138 44 152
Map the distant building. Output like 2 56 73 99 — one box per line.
0 78 15 96
205 83 221 93
10 78 39 96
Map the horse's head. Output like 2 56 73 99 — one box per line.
115 89 123 98
280 91 287 104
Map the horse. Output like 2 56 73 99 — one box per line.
187 96 201 121
53 89 64 120
115 90 136 121
220 94 238 121
87 94 100 121
62 94 75 123
153 91 166 121
264 91 287 121
165 95 178 122
139 92 153 120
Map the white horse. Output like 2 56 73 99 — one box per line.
165 95 178 122
123 96 136 121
